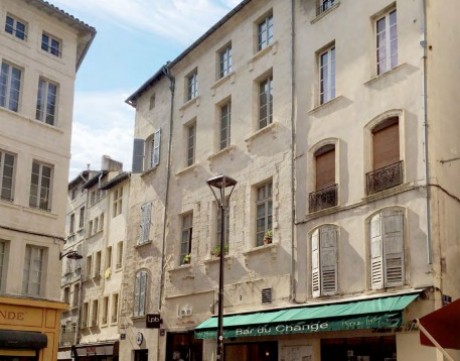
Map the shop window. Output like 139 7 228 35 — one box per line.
225 341 278 361
321 336 396 361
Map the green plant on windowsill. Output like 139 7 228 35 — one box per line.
183 253 191 264
211 243 229 257
263 229 273 245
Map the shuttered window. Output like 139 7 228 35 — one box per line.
312 225 338 298
139 202 152 245
134 270 148 317
370 209 404 290
372 118 399 170
315 145 335 190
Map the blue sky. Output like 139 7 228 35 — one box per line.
51 0 241 179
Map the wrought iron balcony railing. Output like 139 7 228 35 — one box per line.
316 0 336 16
309 184 338 213
366 160 403 195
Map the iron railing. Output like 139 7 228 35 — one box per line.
366 161 403 195
309 184 338 213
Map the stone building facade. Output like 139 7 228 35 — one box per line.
0 0 94 360
121 1 460 361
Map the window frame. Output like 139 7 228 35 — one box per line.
219 101 231 150
29 161 52 211
113 187 123 217
5 14 27 40
186 69 198 101
22 245 45 296
255 181 273 246
133 269 148 317
257 12 274 51
41 32 61 57
0 61 22 112
139 202 152 245
185 122 196 167
375 8 398 75
258 74 273 129
319 45 336 105
0 150 15 202
218 44 232 78
36 77 58 125
180 213 193 265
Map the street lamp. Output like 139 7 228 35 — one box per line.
207 175 237 361
59 250 83 260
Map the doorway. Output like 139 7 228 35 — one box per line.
134 349 148 361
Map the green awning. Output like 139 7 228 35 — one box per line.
195 292 420 339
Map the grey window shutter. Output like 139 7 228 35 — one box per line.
320 226 337 295
311 229 320 298
132 138 145 173
139 271 147 316
153 129 161 167
134 272 140 316
383 210 404 287
370 213 384 290
139 202 152 244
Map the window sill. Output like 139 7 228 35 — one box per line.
135 240 152 249
211 72 235 93
180 96 200 113
23 206 57 219
175 163 199 178
311 2 340 24
207 145 236 163
168 264 194 279
308 95 345 116
141 164 159 177
242 243 278 265
364 63 410 87
249 41 278 71
244 122 278 150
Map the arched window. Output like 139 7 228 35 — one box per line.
311 225 338 297
310 144 337 212
134 269 148 317
370 209 404 289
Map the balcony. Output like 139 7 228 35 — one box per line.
309 184 338 213
366 161 403 195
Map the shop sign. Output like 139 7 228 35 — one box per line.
0 305 42 327
195 313 402 339
146 313 161 328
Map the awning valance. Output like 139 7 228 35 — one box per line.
195 292 420 339
0 330 47 349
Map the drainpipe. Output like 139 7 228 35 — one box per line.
289 0 297 302
422 0 432 265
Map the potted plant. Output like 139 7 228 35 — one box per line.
211 243 229 257
183 253 191 264
263 229 273 245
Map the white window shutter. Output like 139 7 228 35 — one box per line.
139 202 152 244
311 229 320 298
320 226 337 295
383 210 404 287
370 213 384 290
133 273 140 316
153 129 161 167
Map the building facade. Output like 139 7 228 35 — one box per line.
0 0 94 360
58 157 130 361
121 0 460 361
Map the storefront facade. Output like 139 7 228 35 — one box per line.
0 296 67 361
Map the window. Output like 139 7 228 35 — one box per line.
116 241 123 269
5 15 27 40
0 241 6 290
186 70 198 101
106 246 112 270
139 202 152 245
95 251 101 278
376 8 397 75
22 246 44 296
259 75 273 129
255 181 272 246
0 61 21 112
216 199 230 250
149 93 155 110
102 296 109 324
0 150 15 202
79 207 85 228
63 287 70 304
82 302 89 327
370 209 404 289
29 161 52 211
112 293 119 323
257 13 274 51
319 46 335 104
91 299 98 326
41 32 61 57
219 102 231 150
94 217 99 234
69 213 75 233
219 44 232 78
186 122 196 166
132 129 161 173
147 129 161 169
311 225 338 297
112 187 123 217
99 213 104 232
86 255 92 279
36 78 58 125
309 144 337 212
134 270 148 317
88 220 93 236
180 213 193 265
316 0 336 15
73 284 80 307
367 117 402 194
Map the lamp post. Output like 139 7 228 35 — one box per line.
207 175 237 361
59 250 83 260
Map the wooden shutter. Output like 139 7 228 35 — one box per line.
153 129 161 167
311 229 320 298
133 272 140 316
139 271 147 316
132 138 145 173
320 226 337 295
373 118 399 170
139 202 152 244
315 146 335 190
383 210 404 287
370 213 384 290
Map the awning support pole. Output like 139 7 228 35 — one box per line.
417 319 456 361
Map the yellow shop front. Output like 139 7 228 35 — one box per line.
0 296 67 361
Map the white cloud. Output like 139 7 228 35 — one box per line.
52 0 237 44
69 90 134 180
